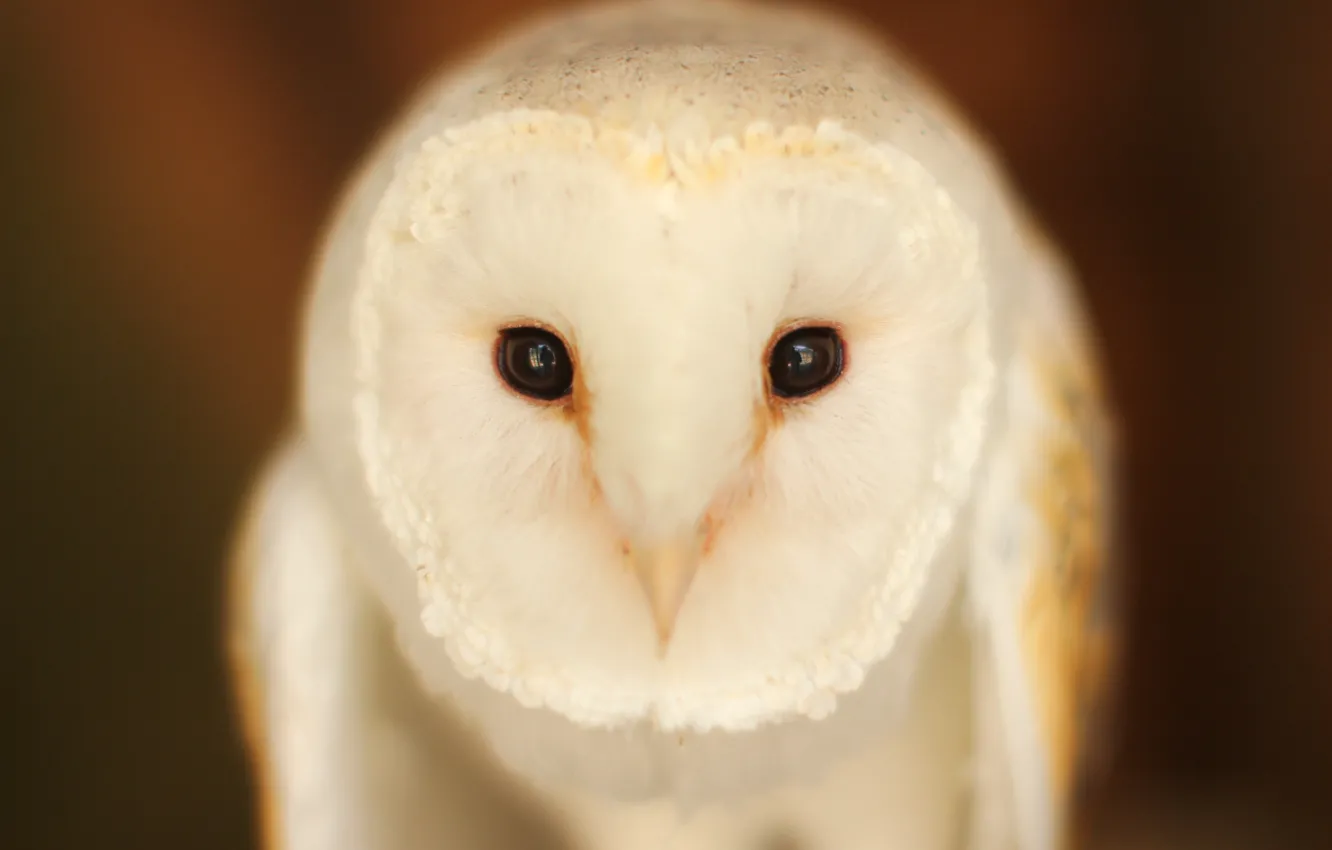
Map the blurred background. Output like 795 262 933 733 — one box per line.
5 0 1329 848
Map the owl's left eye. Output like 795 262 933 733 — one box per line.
767 326 845 399
496 327 575 401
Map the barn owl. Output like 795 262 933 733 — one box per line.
228 1 1119 849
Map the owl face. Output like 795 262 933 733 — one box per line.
336 113 993 731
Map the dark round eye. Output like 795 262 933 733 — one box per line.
768 326 845 399
496 327 575 401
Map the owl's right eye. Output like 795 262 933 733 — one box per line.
496 327 575 401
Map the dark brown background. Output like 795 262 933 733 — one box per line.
5 1 1329 848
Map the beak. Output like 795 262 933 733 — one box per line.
630 536 704 651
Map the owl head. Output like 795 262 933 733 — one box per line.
301 0 1023 798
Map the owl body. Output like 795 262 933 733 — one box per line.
230 2 1118 849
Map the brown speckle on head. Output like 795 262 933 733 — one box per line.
700 511 721 557
699 465 764 559
616 538 635 574
560 335 601 502
562 334 594 444
752 396 778 456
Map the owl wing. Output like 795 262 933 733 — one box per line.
229 438 567 850
966 226 1120 850
227 437 380 850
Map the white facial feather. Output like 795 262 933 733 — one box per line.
299 0 1035 800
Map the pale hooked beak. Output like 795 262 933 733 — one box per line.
629 535 704 650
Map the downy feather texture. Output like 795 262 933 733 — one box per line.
230 1 1118 849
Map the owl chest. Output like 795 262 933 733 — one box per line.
541 616 975 850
